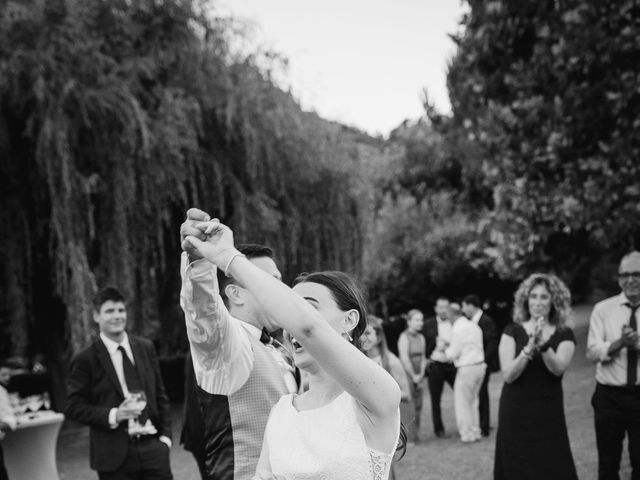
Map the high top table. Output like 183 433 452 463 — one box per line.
3 411 64 480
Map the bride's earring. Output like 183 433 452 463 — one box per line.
343 332 353 342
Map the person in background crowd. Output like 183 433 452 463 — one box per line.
462 294 499 437
180 208 297 480
361 315 409 480
494 273 577 480
587 251 640 480
362 315 410 400
382 315 406 357
445 302 486 443
422 297 456 438
0 362 17 480
65 287 173 480
398 309 427 443
182 219 403 480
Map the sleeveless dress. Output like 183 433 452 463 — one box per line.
494 324 578 480
264 392 399 480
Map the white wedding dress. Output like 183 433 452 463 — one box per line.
263 392 399 480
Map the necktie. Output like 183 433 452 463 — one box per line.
118 345 142 392
118 346 148 423
260 328 300 390
627 304 639 386
260 327 272 345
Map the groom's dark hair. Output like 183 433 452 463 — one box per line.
216 244 276 305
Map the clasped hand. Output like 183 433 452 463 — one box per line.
180 208 237 268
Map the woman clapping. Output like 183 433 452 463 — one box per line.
494 273 578 480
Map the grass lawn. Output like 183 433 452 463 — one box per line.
57 304 629 479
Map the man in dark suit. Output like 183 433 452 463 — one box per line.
462 294 499 437
65 287 173 479
421 296 456 438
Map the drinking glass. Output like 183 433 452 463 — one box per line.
127 390 147 433
27 394 44 413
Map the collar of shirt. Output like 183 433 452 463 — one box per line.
240 322 264 341
436 316 449 324
100 332 133 361
618 292 632 306
453 316 468 326
471 309 483 324
241 322 297 393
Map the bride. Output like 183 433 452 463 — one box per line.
184 218 403 480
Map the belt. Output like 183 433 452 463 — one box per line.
129 434 157 443
597 382 640 392
457 361 485 368
430 360 454 366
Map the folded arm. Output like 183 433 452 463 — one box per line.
445 327 462 362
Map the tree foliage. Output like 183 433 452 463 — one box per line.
0 0 382 374
445 0 640 285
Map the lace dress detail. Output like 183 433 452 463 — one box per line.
264 392 398 480
369 449 393 480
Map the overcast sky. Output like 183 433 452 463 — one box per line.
218 0 468 136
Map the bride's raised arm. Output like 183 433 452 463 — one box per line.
185 221 400 420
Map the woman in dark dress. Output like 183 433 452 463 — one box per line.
494 273 578 480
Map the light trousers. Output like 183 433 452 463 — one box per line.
454 363 486 441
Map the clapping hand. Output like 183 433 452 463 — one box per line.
621 325 639 349
532 317 546 351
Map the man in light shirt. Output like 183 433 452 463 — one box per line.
421 296 456 438
65 287 173 479
462 294 499 437
180 208 297 480
587 251 640 480
445 302 486 443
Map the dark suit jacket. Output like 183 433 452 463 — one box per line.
422 316 440 359
477 312 499 373
65 335 172 472
180 351 205 461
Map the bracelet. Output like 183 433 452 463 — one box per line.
223 252 246 277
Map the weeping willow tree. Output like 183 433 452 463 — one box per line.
0 0 382 405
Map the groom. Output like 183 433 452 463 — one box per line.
180 208 297 480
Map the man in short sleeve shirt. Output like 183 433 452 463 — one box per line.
587 251 640 480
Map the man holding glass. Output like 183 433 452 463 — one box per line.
588 251 640 480
65 287 173 479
